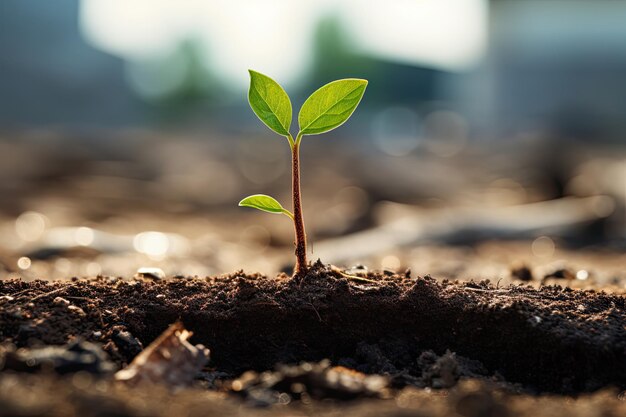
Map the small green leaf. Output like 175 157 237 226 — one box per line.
248 70 292 137
298 79 367 136
238 194 293 219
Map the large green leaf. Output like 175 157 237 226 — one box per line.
238 194 293 219
248 70 292 137
298 79 367 136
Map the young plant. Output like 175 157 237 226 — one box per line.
239 70 367 276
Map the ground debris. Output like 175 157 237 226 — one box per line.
510 263 533 281
110 327 143 359
0 339 115 374
229 360 390 406
418 350 461 388
543 268 576 282
341 342 493 390
115 321 209 388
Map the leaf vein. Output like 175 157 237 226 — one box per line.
300 84 364 132
252 83 289 134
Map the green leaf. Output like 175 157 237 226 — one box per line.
248 70 292 137
298 79 368 136
238 194 293 219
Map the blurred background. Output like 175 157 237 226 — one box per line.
0 0 624 286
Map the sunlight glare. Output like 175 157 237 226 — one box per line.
79 0 487 89
133 231 170 259
339 0 487 70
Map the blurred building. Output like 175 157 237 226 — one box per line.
0 0 143 128
1 0 626 146
460 0 626 142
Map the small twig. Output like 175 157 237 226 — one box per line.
463 287 512 294
4 288 34 298
339 272 378 283
0 297 15 305
308 300 322 322
96 308 105 327
330 265 378 283
31 287 66 301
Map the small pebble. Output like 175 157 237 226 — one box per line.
135 267 165 281
53 297 70 306
68 305 86 317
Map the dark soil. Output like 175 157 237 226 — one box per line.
1 262 625 396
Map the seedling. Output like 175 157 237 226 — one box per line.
239 70 368 276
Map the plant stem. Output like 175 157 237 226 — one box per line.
291 135 307 276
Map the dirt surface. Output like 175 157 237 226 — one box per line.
1 261 625 416
1 374 624 417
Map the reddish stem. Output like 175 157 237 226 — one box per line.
291 141 307 276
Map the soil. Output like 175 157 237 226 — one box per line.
1 374 624 417
1 262 625 416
